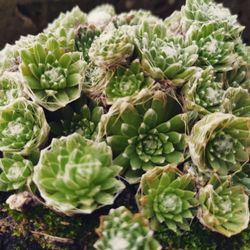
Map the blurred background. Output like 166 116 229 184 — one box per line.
0 0 250 49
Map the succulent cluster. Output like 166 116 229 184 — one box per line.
0 0 250 249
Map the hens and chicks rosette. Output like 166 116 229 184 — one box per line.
0 0 250 248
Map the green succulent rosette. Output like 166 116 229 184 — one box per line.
182 67 224 114
220 66 250 91
137 166 197 232
75 25 101 62
189 113 250 176
88 25 135 68
0 98 49 155
44 6 87 33
183 0 244 39
187 22 239 72
33 133 124 215
0 44 19 74
233 164 250 194
88 4 115 29
101 90 189 182
114 9 160 27
138 37 198 86
0 154 33 191
221 87 250 117
20 37 86 111
0 72 24 107
49 97 103 139
105 59 154 104
94 206 161 250
198 176 249 237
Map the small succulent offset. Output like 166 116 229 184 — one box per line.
89 25 135 68
105 59 154 103
20 37 86 111
33 133 124 214
137 166 197 232
0 72 24 107
49 98 103 139
198 176 249 237
94 206 161 250
182 67 224 114
0 154 33 191
101 90 188 182
189 113 250 176
0 98 49 155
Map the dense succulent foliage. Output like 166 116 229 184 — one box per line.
137 166 197 232
33 133 124 214
198 176 249 237
0 0 250 249
100 90 189 182
94 206 161 250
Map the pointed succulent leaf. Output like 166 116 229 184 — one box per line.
44 6 87 33
20 38 86 111
50 97 103 139
137 166 197 232
89 25 135 67
94 206 161 250
101 90 187 182
105 59 155 104
0 72 24 107
198 176 249 237
233 164 250 194
137 35 198 86
33 133 124 215
182 67 224 114
187 22 239 72
0 154 33 191
189 113 250 175
75 25 101 62
221 87 250 117
0 98 49 155
183 0 244 39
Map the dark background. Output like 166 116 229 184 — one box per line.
0 0 250 49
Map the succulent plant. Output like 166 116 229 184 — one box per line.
94 206 161 250
20 37 86 111
0 154 33 191
233 164 250 195
189 113 250 176
137 35 198 86
114 10 160 27
0 44 19 74
33 133 124 214
105 59 154 104
0 98 49 155
164 11 184 39
0 72 24 107
220 66 250 91
182 67 224 114
198 176 249 237
101 90 190 182
44 6 87 33
187 22 238 72
183 0 244 39
137 166 197 232
221 87 250 117
75 25 101 62
88 25 135 68
49 97 103 139
87 4 115 29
